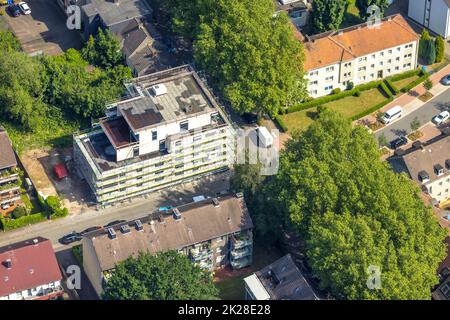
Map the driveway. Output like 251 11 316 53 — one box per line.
374 88 450 142
3 0 82 56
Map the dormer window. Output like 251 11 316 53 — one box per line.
434 164 444 176
419 170 429 183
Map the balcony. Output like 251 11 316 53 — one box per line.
230 256 252 270
190 247 213 263
230 246 252 260
0 173 19 184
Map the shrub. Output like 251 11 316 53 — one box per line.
379 82 393 98
384 79 399 95
350 97 394 121
401 72 430 92
346 81 354 90
388 69 421 82
0 213 48 231
273 115 288 133
332 88 341 95
353 90 361 97
12 206 27 219
423 78 433 91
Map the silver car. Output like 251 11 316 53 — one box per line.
433 111 450 125
441 75 450 86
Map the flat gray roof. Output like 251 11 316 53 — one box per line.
82 0 152 27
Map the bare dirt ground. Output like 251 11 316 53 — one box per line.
20 147 93 215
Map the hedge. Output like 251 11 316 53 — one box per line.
400 72 429 92
387 69 421 82
379 82 393 98
350 97 394 121
384 79 399 95
0 212 48 231
274 115 288 133
287 80 382 113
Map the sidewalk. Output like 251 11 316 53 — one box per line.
356 64 450 127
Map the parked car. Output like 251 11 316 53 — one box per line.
441 75 450 86
80 226 102 235
158 206 173 212
8 4 21 17
432 111 450 125
59 231 82 245
18 2 30 15
389 136 408 150
103 220 126 228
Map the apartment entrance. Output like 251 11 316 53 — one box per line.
377 70 383 78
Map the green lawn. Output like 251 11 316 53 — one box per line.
392 75 421 90
215 242 284 300
281 87 387 132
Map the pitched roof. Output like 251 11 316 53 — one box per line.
0 237 62 297
402 135 450 184
247 254 319 300
85 194 253 271
122 27 149 57
0 127 17 170
303 14 419 71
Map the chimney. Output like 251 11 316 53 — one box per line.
212 198 220 207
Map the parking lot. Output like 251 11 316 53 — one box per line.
3 0 82 56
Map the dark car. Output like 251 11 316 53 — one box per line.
59 231 82 245
80 226 102 235
242 112 258 124
389 136 408 150
8 4 21 17
103 220 126 228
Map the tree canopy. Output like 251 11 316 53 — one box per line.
102 251 219 300
233 110 447 299
162 0 307 116
312 0 348 33
81 28 124 69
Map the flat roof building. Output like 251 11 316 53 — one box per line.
244 254 319 300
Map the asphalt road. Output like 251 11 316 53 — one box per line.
0 173 230 251
374 87 450 143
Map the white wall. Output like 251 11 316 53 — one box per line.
0 281 61 300
409 0 450 38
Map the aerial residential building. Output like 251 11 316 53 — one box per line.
401 134 450 205
274 0 311 28
0 237 63 300
432 237 450 300
82 193 254 296
244 254 319 300
408 0 450 39
302 14 419 98
73 65 235 207
0 127 20 210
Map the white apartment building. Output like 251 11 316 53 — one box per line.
402 134 450 205
73 65 235 207
303 14 419 98
408 0 450 39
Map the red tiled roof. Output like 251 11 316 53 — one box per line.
0 237 62 297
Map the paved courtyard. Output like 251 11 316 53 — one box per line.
3 0 82 56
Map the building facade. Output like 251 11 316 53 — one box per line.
73 65 235 207
408 0 450 39
0 127 20 210
82 193 254 296
302 15 419 98
274 0 311 28
0 237 63 300
402 133 450 204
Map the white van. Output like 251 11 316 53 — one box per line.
380 105 403 124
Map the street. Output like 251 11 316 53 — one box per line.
374 87 450 143
0 172 230 251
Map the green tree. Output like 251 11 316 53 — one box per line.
194 0 307 116
435 36 445 63
260 110 447 299
312 0 348 33
377 132 388 147
102 251 218 300
0 31 21 52
410 116 421 131
355 0 390 20
423 78 433 91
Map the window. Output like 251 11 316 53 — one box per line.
175 140 182 147
193 135 202 142
325 85 333 91
155 177 164 182
180 121 189 132
308 90 318 95
396 57 400 61
371 54 376 59
371 64 375 68
388 50 392 54
152 130 157 141
325 76 334 82
326 66 334 72
380 52 384 57
309 70 318 76
358 57 367 62
379 61 384 66
309 80 318 86
358 67 366 71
